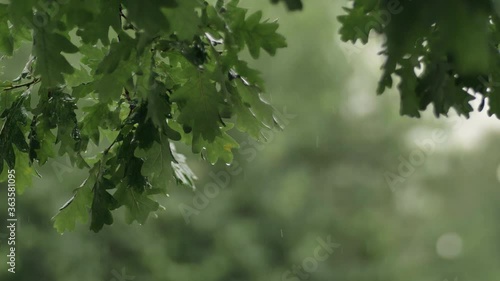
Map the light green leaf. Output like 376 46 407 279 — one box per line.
52 179 93 233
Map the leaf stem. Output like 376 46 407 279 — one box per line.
103 90 137 155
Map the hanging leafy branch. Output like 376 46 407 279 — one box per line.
0 0 287 232
338 0 500 118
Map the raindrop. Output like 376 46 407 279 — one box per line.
241 77 250 85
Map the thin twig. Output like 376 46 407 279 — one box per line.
2 78 40 92
119 4 138 32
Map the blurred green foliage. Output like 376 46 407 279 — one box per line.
1 1 500 281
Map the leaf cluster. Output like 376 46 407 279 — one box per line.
339 0 500 118
0 0 286 232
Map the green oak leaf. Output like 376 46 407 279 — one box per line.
170 69 226 146
52 177 93 233
90 174 119 232
114 183 160 224
34 90 85 160
33 27 78 88
80 103 121 145
72 0 121 45
225 2 287 59
163 0 203 41
0 92 30 175
134 135 176 192
0 148 35 194
194 123 240 164
145 81 181 141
